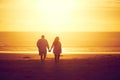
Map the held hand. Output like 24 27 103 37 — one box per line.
49 49 51 52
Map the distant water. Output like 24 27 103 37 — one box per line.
0 32 120 54
0 46 120 54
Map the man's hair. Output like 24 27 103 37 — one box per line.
41 35 45 38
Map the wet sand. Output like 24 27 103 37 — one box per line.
0 53 120 80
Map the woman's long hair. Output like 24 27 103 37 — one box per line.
53 37 59 46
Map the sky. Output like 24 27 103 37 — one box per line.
0 0 120 32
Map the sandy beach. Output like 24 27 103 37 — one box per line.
0 53 120 80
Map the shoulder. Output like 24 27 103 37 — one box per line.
37 39 41 42
58 41 61 46
59 41 61 44
44 39 47 40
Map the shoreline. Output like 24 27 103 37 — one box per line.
0 53 120 60
0 50 120 54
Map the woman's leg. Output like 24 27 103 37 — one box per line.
58 54 60 62
54 54 60 63
54 54 57 63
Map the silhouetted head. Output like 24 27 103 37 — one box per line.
55 36 59 41
53 36 60 45
41 35 45 39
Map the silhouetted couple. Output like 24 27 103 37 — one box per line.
37 35 62 63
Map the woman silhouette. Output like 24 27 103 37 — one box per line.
50 37 62 63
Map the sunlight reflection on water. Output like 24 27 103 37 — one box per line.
0 47 120 54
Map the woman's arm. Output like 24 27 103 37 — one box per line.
50 41 55 52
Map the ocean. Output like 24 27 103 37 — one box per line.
0 32 120 54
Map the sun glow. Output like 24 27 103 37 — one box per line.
38 0 75 32
0 0 120 32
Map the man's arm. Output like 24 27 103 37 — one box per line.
46 40 49 50
37 40 39 47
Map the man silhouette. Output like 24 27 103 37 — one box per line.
37 35 49 62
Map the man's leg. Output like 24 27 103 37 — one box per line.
43 53 46 61
40 54 42 61
39 50 42 61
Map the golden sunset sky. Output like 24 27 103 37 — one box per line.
0 0 120 32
